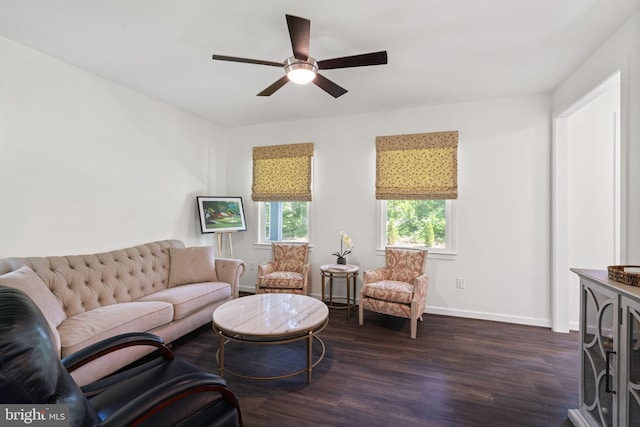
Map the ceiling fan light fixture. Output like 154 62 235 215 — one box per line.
211 15 387 97
285 56 317 84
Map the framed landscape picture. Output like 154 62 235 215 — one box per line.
196 196 247 234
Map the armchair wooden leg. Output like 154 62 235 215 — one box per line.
410 317 417 339
359 302 364 326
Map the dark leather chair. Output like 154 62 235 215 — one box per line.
0 286 242 427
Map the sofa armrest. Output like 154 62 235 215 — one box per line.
257 261 275 277
61 332 173 373
215 258 245 299
302 263 311 294
412 274 429 314
363 268 388 284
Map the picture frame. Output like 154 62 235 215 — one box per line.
196 196 247 234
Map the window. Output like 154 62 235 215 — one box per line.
252 142 313 243
375 131 458 255
259 201 309 242
380 200 454 252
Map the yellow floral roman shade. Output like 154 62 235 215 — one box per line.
252 142 314 201
376 131 458 200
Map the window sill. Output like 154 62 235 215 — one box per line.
375 248 457 261
254 242 315 252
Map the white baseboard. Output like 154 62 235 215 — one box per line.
239 285 254 294
424 306 551 328
569 321 579 331
239 285 554 329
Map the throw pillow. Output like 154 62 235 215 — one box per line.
0 266 67 328
168 246 218 287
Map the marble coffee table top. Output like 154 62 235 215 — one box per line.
213 293 328 337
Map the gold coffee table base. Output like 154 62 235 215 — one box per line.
214 318 327 383
212 294 329 384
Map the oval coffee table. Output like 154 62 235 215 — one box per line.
212 293 328 383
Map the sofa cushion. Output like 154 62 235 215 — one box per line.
168 246 217 287
259 272 305 289
362 280 414 304
57 301 173 357
0 266 67 329
136 282 231 320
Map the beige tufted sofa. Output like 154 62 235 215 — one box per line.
0 239 244 386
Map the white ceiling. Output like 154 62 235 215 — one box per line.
1 0 639 127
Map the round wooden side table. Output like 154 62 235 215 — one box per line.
320 263 359 319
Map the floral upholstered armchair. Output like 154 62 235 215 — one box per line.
255 243 311 295
359 247 428 339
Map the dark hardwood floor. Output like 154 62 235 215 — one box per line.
172 305 579 427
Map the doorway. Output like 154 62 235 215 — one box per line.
552 71 621 332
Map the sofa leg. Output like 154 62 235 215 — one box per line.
358 303 364 326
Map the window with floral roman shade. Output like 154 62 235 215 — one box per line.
376 131 458 200
252 142 314 201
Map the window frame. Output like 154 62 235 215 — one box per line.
255 201 312 245
376 199 457 260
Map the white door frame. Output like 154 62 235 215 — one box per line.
551 70 625 332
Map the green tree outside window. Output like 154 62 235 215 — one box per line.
386 200 446 248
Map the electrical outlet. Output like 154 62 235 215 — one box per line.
456 277 465 289
250 262 255 271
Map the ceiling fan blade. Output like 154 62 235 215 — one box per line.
313 73 348 98
317 51 388 70
286 14 310 60
257 75 290 96
212 54 284 68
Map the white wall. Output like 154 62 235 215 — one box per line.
5 8 634 328
0 36 227 257
225 94 553 326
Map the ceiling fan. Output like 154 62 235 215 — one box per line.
212 14 388 98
